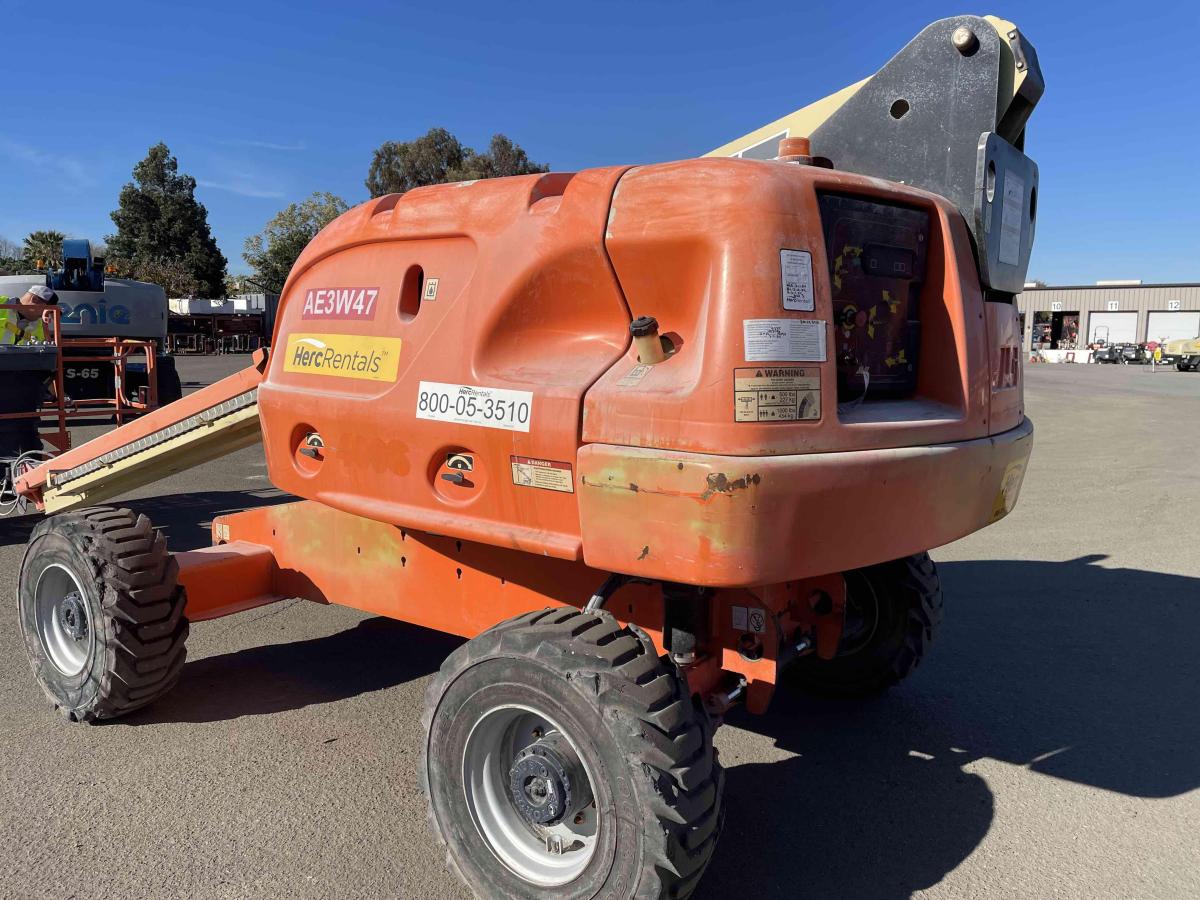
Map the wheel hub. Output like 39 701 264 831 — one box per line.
463 705 600 884
33 564 94 677
508 732 591 827
58 593 88 641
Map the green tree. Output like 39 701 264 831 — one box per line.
108 143 227 297
0 235 24 274
365 128 547 198
451 134 550 182
243 192 349 292
22 230 65 269
133 256 200 299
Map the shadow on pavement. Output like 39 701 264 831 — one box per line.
0 489 291 551
700 555 1200 899
6 513 1197 898
124 616 463 726
123 489 292 547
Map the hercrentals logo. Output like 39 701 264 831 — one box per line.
283 333 402 382
301 287 380 320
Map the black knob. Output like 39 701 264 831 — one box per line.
629 315 659 338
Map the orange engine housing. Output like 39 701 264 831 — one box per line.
257 158 1032 588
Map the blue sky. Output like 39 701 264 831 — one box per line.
2 0 1197 284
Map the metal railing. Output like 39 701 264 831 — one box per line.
0 303 161 455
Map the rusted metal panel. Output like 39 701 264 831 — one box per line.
576 419 1033 587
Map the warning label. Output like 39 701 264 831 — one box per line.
780 249 814 311
998 171 1025 267
733 367 820 422
743 318 827 362
731 605 768 634
511 456 574 493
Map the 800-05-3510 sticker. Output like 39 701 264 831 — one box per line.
416 381 533 432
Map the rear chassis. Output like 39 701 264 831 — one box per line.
182 414 1029 712
16 156 1035 713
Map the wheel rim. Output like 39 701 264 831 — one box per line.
34 563 94 677
462 703 599 886
839 570 881 655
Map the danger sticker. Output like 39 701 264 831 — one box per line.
301 287 381 320
780 249 814 311
284 333 402 382
511 456 574 493
734 367 820 422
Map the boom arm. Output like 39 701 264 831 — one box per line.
15 352 266 513
707 14 1044 296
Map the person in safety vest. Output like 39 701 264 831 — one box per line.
0 285 62 471
0 285 58 345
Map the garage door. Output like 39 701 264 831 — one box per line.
1088 312 1137 345
1146 311 1200 344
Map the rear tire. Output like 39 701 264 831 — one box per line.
422 607 724 899
784 552 942 696
17 507 188 722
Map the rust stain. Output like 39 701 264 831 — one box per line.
581 477 690 499
581 467 762 504
699 472 761 501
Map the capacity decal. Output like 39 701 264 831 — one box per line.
734 367 820 422
416 382 532 432
511 456 573 493
301 287 381 320
284 333 402 382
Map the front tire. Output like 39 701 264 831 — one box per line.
422 607 724 899
17 507 188 722
784 552 942 696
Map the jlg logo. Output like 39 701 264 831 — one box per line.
995 345 1020 391
301 287 380 320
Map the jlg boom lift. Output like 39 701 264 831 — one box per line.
12 15 1040 899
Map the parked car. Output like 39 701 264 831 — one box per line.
1092 344 1121 364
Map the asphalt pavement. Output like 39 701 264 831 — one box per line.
1 357 1197 899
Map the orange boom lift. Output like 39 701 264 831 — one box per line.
13 16 1040 899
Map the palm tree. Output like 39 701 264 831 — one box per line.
22 230 66 269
